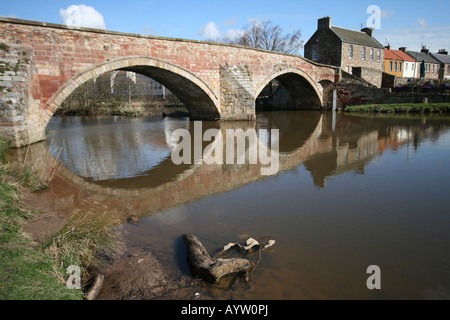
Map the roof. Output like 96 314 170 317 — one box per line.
385 49 403 60
431 53 450 64
406 51 440 64
392 50 416 62
330 26 384 49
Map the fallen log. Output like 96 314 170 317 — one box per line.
182 234 255 283
85 273 104 300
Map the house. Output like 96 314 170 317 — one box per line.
406 46 440 80
431 49 450 80
394 48 417 79
384 46 404 77
304 17 385 87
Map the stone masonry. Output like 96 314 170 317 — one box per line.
0 17 337 147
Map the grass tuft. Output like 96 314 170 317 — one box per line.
41 202 125 284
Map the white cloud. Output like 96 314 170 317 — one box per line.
376 25 450 52
225 29 245 40
247 18 263 28
417 18 428 28
223 17 238 27
141 25 157 35
198 22 222 40
60 5 106 30
0 14 20 19
381 8 395 19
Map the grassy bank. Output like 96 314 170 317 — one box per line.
344 103 450 114
0 140 124 300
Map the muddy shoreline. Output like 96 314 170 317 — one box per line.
21 182 214 300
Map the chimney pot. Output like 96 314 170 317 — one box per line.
421 46 430 54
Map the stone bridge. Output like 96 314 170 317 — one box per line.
0 17 339 147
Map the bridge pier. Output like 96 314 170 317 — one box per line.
219 65 256 121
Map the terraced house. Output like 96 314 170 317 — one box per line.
406 47 440 80
384 46 417 79
305 17 385 87
431 49 450 80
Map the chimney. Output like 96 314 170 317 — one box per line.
438 49 448 55
399 47 407 53
318 17 332 30
361 27 374 37
421 46 430 54
385 43 391 50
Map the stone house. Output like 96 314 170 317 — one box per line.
406 47 440 80
431 49 450 80
304 17 385 87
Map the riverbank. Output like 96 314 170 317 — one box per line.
0 140 126 299
344 103 450 114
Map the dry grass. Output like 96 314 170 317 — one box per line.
41 202 125 284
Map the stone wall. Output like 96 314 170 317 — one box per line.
338 71 449 108
352 67 382 88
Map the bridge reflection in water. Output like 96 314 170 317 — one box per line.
13 111 449 223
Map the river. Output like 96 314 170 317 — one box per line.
17 111 450 300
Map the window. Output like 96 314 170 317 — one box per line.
370 48 374 62
405 63 408 71
399 62 402 72
312 48 319 61
389 61 393 72
394 62 397 72
433 65 435 73
377 50 381 62
349 45 353 59
362 47 366 60
447 65 450 73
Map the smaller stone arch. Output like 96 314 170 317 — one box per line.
43 56 220 127
255 67 324 109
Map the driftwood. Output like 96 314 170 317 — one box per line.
85 273 104 300
182 234 255 283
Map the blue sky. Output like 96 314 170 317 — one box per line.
1 0 449 54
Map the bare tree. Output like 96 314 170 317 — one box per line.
226 20 303 54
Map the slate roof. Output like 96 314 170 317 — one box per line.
330 26 384 49
431 53 450 64
406 51 440 64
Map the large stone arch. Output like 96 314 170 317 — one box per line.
255 67 324 110
43 56 221 127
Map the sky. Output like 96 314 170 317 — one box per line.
1 0 449 55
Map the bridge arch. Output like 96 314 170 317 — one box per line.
255 67 324 110
44 56 221 127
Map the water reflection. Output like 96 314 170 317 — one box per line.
12 112 450 300
14 112 450 222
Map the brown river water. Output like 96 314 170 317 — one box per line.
14 111 450 300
